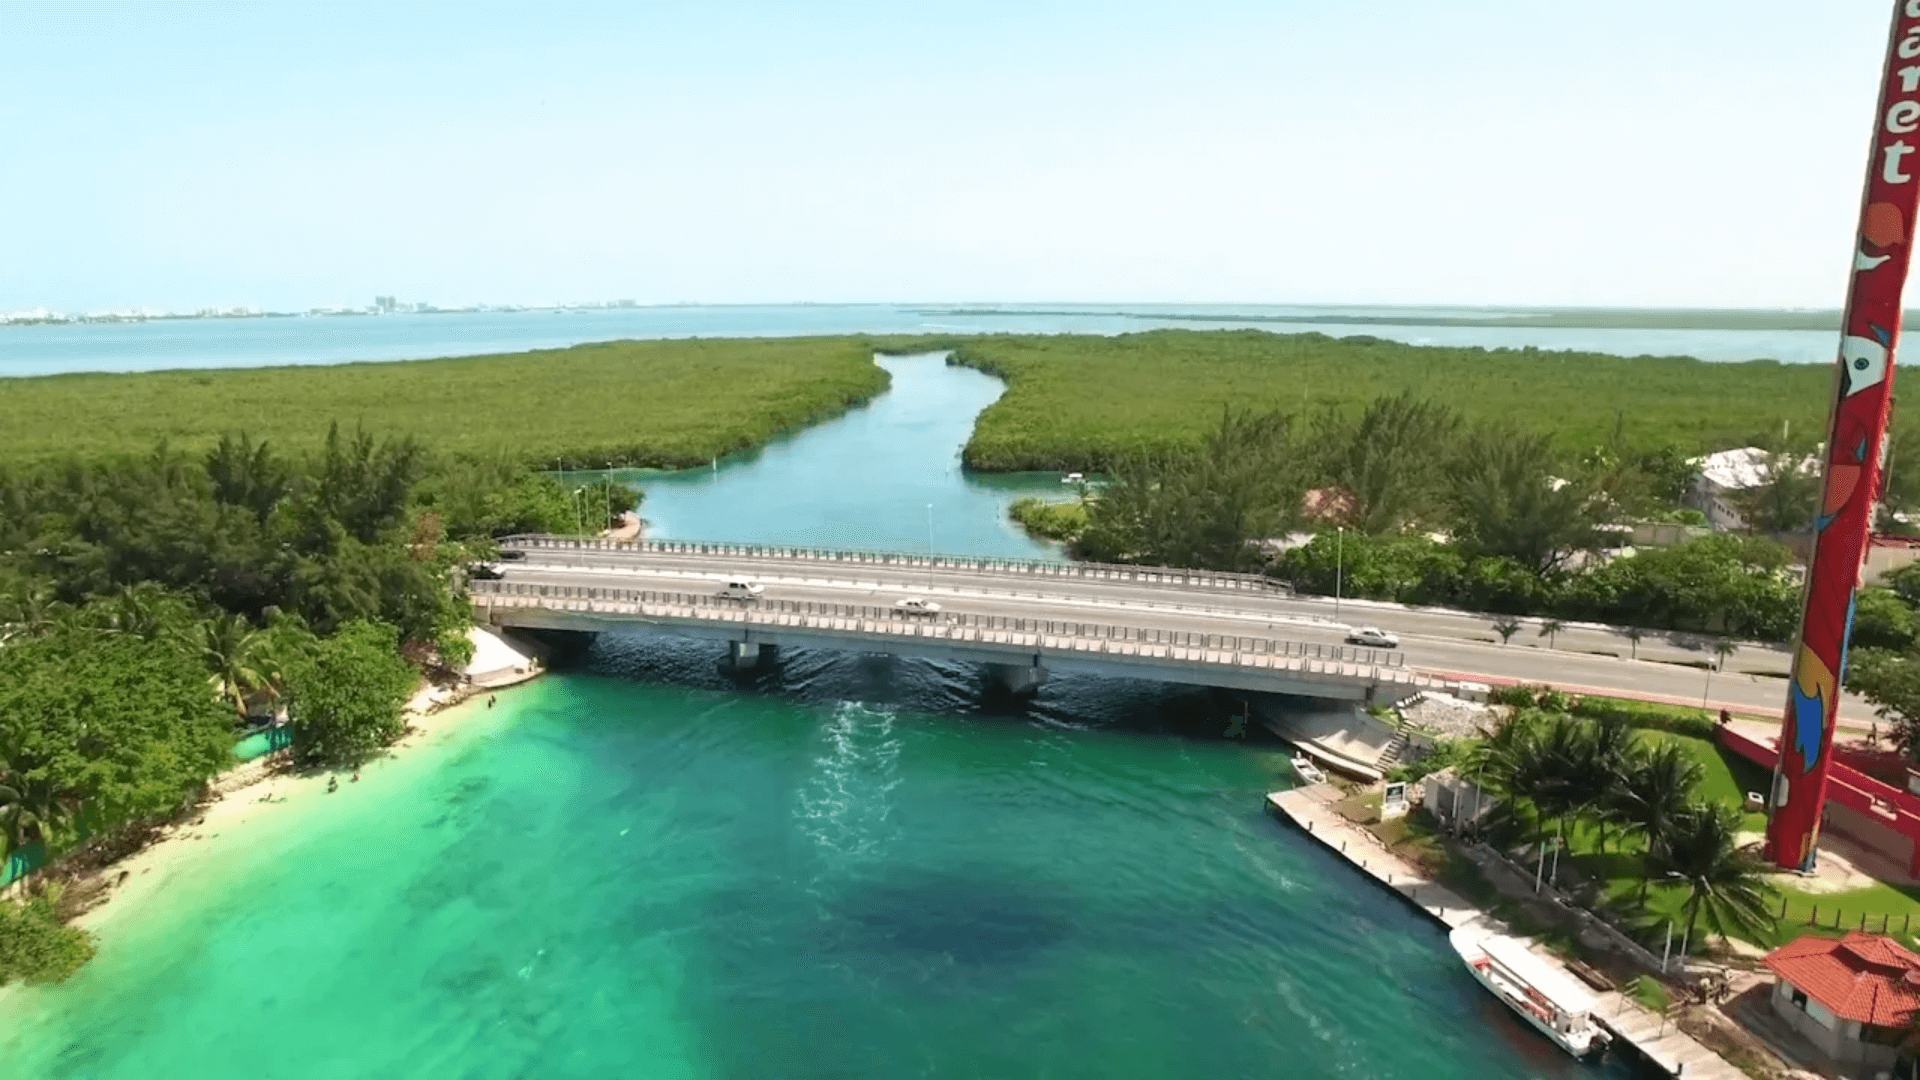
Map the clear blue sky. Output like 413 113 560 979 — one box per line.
0 0 1900 312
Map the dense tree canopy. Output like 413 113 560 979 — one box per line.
1446 425 1607 575
0 627 233 858
1308 392 1457 536
284 621 419 766
1076 408 1305 571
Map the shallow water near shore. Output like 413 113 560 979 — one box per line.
0 637 1632 1079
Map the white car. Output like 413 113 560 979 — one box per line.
1345 626 1399 648
895 597 942 616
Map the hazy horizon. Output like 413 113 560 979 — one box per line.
2 1 1904 313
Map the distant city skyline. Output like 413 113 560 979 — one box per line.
0 0 1903 313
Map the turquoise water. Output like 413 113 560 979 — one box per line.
0 302 1839 376
585 354 1066 560
0 639 1630 1078
0 330 1652 1077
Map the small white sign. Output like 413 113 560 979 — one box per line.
1382 781 1409 819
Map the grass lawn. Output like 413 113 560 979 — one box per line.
1639 730 1770 833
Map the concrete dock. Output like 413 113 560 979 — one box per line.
1267 786 1746 1080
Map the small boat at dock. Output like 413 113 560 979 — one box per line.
1290 754 1326 785
1450 927 1609 1058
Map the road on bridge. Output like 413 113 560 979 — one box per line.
490 545 1870 725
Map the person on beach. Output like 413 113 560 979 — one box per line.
327 776 338 793
488 695 496 708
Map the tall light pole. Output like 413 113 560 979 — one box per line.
1334 526 1344 621
571 487 585 536
927 503 935 591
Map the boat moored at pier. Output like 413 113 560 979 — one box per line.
1450 926 1610 1059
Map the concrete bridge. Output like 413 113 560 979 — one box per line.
480 534 1871 721
471 577 1428 702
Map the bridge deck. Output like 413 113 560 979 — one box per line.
473 582 1427 701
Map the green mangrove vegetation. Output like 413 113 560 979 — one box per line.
934 329 1907 473
0 336 889 469
0 426 603 982
1007 497 1089 542
1003 385 1863 645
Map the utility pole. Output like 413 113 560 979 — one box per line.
1335 526 1344 620
927 503 935 591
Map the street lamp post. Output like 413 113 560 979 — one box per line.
927 503 935 591
1335 526 1344 621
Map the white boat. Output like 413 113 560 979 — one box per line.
1290 754 1327 785
1450 927 1610 1058
1062 472 1085 484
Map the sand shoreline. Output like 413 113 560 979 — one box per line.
32 650 545 940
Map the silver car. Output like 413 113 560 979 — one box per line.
1345 626 1399 648
895 597 942 616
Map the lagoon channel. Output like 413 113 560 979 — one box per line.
0 353 1633 1079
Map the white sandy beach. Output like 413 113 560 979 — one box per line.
60 627 546 936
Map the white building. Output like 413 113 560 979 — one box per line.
1420 767 1495 831
1687 447 1772 531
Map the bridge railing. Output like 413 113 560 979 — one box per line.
468 579 1403 669
494 534 1291 595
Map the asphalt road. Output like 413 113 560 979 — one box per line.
492 549 1869 725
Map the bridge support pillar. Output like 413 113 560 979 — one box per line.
725 640 776 671
986 661 1047 696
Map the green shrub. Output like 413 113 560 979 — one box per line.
1008 497 1089 543
0 895 96 986
286 621 420 766
1387 737 1480 784
1628 974 1671 1011
1489 684 1542 707
1568 695 1718 740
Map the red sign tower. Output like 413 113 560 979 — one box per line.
1766 0 1920 870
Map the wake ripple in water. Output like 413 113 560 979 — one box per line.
794 702 904 873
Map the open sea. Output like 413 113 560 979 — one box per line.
0 301 1841 376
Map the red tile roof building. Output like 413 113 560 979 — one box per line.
1764 933 1920 1068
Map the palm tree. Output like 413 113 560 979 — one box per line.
1702 638 1739 708
0 761 74 861
0 585 69 639
1500 713 1592 846
1539 618 1566 651
96 582 191 639
1493 618 1522 645
1616 741 1706 901
183 613 275 719
1713 639 1738 671
1625 627 1645 660
1647 801 1776 948
1576 716 1639 856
